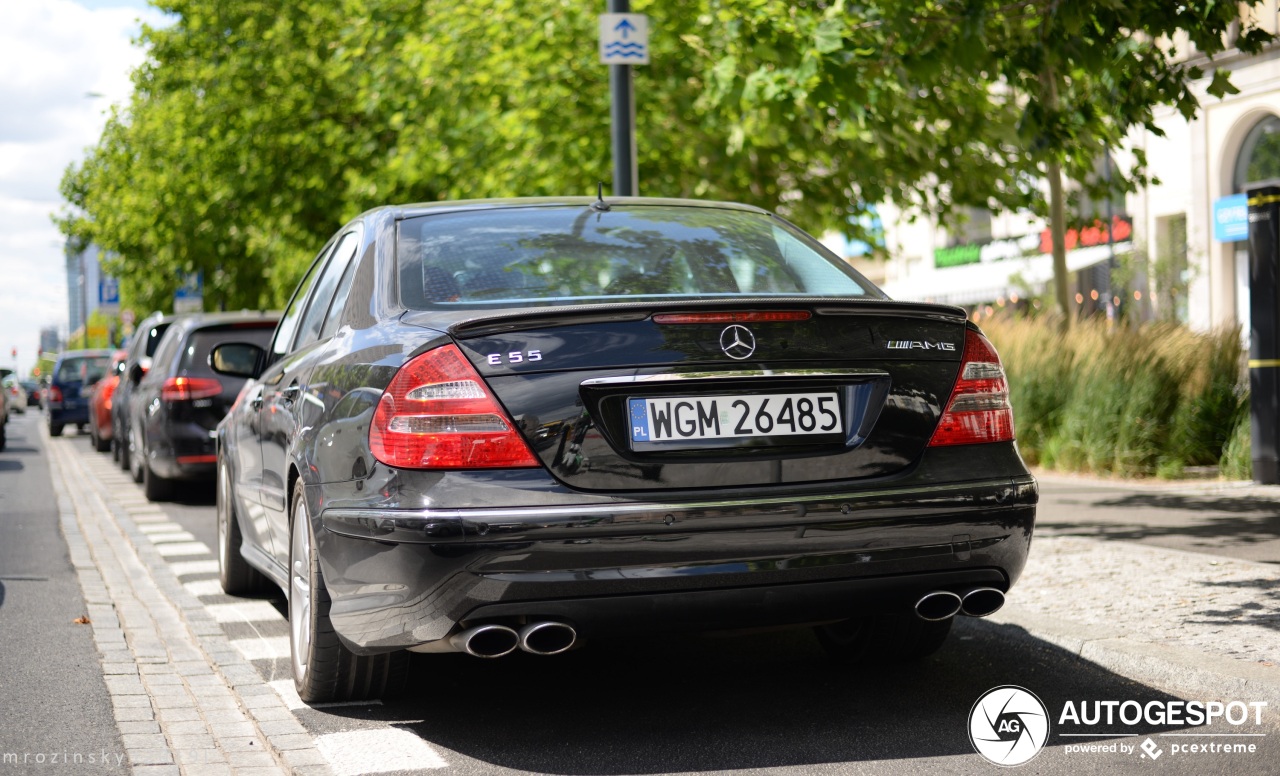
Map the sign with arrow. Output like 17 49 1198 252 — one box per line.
599 13 649 65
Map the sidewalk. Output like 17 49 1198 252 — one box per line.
979 470 1280 706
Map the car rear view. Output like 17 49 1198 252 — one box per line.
213 198 1037 704
134 314 277 500
46 350 114 436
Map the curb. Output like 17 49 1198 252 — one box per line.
977 602 1280 708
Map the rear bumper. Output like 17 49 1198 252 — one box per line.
148 421 219 481
314 475 1037 654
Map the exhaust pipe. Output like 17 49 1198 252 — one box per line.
960 587 1006 618
915 590 963 621
518 621 577 655
451 624 520 658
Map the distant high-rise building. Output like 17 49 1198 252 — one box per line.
65 242 103 336
39 327 60 357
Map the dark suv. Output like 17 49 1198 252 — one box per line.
127 311 278 500
114 313 179 470
45 350 114 436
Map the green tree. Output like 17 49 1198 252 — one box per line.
58 0 1273 315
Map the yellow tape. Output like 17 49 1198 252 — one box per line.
1247 195 1280 206
1248 359 1280 368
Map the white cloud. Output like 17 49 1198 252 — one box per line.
0 0 164 374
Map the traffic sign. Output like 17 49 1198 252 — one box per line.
599 13 649 65
99 276 121 311
174 271 204 313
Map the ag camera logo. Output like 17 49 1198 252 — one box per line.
969 686 1051 766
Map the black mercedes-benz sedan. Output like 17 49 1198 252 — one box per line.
211 197 1037 703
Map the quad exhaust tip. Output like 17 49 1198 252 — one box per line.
915 590 963 621
450 624 519 658
518 621 577 655
960 587 1006 618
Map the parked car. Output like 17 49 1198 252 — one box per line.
2 376 22 415
88 350 128 452
212 197 1037 703
20 380 39 408
0 374 8 450
127 311 278 501
114 313 179 469
45 349 114 436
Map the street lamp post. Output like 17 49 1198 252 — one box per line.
607 0 638 197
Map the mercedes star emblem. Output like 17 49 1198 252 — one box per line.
719 324 757 360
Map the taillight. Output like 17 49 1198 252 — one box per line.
48 386 63 402
103 376 119 409
369 344 539 469
928 329 1015 446
161 377 223 402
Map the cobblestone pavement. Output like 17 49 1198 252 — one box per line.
46 429 332 776
981 473 1280 705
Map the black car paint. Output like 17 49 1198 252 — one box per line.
216 198 1037 656
113 313 178 466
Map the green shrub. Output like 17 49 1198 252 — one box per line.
980 316 1245 478
1220 402 1252 480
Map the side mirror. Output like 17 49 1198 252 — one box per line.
128 362 146 385
209 342 265 379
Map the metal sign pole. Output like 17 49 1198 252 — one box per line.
606 0 638 197
1247 184 1280 484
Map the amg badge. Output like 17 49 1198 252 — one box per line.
887 340 956 351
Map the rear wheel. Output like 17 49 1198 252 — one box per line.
815 613 953 664
48 421 63 437
128 426 144 483
218 459 270 595
91 424 110 452
142 455 172 501
0 421 6 451
289 479 407 702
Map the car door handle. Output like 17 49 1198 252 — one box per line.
281 384 301 404
250 389 264 411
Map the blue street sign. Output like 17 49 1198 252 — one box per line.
599 13 649 65
99 276 120 306
1214 194 1249 243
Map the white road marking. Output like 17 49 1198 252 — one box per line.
168 560 220 577
153 541 213 557
182 579 226 598
145 531 198 544
315 729 447 774
204 601 284 623
136 522 182 534
231 636 290 661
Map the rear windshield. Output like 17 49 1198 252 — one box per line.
396 205 881 309
178 326 275 381
56 356 112 384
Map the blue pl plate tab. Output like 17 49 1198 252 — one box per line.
629 398 651 442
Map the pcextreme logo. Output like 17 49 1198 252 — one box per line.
969 686 1051 766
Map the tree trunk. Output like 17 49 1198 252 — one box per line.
1047 159 1070 324
1041 67 1071 327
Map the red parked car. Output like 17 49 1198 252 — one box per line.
88 350 128 453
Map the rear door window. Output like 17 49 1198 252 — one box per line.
295 230 361 349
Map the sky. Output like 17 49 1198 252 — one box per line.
0 0 164 377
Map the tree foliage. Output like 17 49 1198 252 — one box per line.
59 0 1273 313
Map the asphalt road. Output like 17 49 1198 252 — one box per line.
1035 476 1280 564
127 456 1280 774
0 413 125 769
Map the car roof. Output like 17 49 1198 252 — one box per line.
167 310 280 333
360 196 773 222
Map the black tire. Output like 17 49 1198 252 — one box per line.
118 430 130 470
142 458 172 502
128 426 144 483
0 422 6 452
48 422 64 437
217 458 270 595
288 480 408 703
815 613 953 664
111 436 120 463
91 424 110 453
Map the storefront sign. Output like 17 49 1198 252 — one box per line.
1214 194 1249 242
934 215 1133 269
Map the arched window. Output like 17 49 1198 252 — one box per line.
1234 115 1280 191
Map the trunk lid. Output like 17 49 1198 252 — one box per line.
403 299 968 492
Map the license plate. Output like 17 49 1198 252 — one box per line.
628 393 842 443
